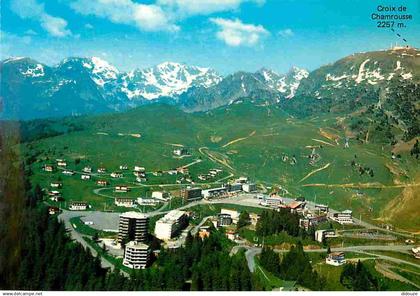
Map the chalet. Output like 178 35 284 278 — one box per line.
287 201 306 213
43 165 54 172
111 172 123 178
412 247 420 259
329 210 353 224
69 202 88 211
57 161 67 167
97 167 106 173
217 213 233 227
62 170 75 175
326 252 346 266
50 182 62 188
48 206 60 215
83 166 92 173
115 185 130 193
177 167 189 175
209 169 221 177
133 171 146 177
198 175 207 181
119 165 128 170
136 177 147 183
48 190 61 196
167 170 178 175
209 171 217 177
249 213 260 226
198 226 211 239
137 198 158 206
225 229 238 241
134 166 145 172
114 197 134 207
173 148 188 156
50 195 63 202
152 171 163 176
81 174 91 180
152 191 169 201
96 180 108 186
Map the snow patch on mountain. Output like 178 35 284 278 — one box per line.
401 72 413 79
3 57 26 64
120 62 222 100
258 67 308 99
22 64 45 77
355 59 370 83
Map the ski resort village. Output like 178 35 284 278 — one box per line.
28 137 419 290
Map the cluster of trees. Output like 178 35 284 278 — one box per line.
9 119 84 143
411 139 420 159
352 82 420 145
259 243 325 290
350 159 374 177
237 211 251 229
124 231 253 291
1 183 255 291
0 154 254 291
256 209 301 237
340 261 379 291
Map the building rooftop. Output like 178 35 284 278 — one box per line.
288 201 304 209
126 241 150 250
120 211 149 219
115 197 134 201
158 210 186 223
329 252 345 257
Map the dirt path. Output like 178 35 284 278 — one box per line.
299 163 331 183
375 261 420 289
199 147 235 171
222 130 256 148
311 138 335 147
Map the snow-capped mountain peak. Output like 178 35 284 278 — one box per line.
120 62 222 100
256 66 308 98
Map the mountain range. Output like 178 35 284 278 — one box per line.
0 46 418 120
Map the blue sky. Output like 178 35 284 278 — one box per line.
1 0 419 74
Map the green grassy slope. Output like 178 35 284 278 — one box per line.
23 103 419 230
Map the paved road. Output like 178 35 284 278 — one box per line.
59 192 419 278
238 244 418 273
191 216 212 236
283 197 415 239
58 212 115 270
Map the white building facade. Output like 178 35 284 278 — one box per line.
123 241 151 269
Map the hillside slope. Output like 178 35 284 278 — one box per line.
21 102 420 231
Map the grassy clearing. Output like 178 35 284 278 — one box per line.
239 228 319 247
253 258 295 291
370 250 420 266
